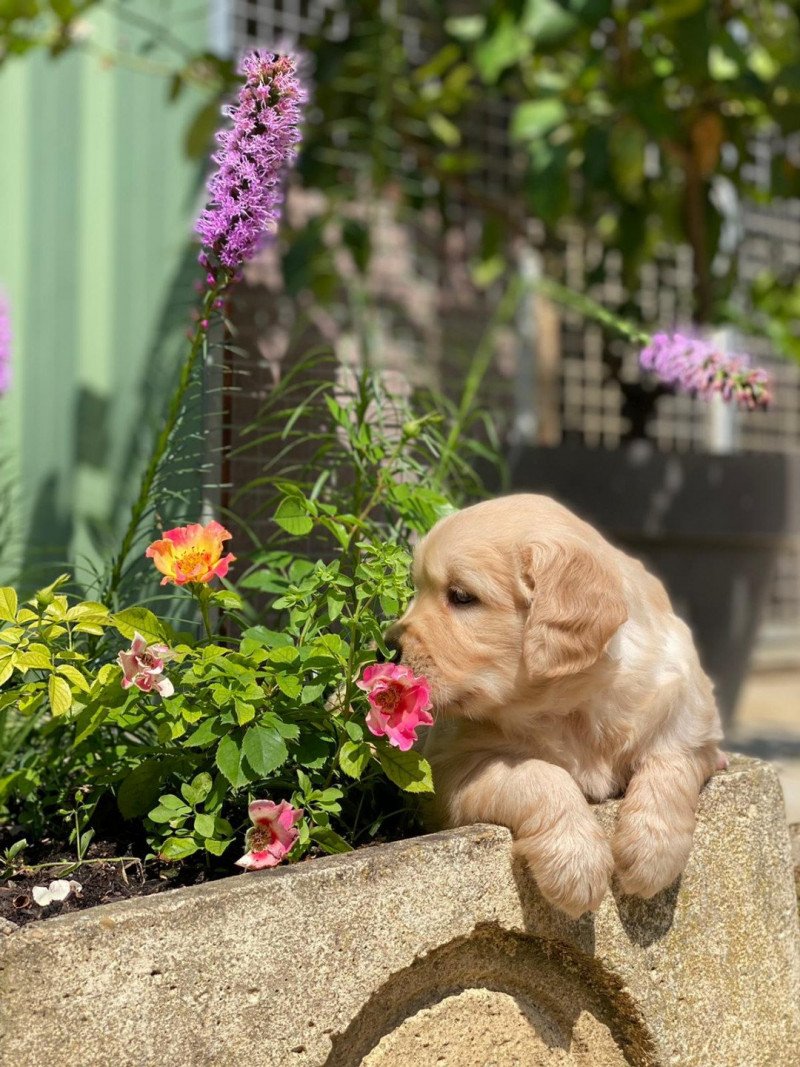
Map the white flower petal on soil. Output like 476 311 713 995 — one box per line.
31 879 74 906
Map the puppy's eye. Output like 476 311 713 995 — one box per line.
447 587 477 607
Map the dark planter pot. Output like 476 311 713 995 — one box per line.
497 444 799 724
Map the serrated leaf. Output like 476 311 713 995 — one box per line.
378 746 434 793
275 674 302 699
204 837 234 856
234 699 256 725
159 837 199 861
112 607 166 645
66 601 110 623
242 726 289 778
338 740 371 780
266 645 299 665
0 588 18 623
16 644 52 671
57 664 90 692
48 674 72 716
194 813 216 838
0 659 13 686
274 497 314 536
215 734 249 788
301 683 325 705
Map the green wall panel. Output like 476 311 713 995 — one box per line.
0 2 212 588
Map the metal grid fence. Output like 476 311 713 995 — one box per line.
224 0 800 649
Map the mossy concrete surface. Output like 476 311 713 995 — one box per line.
1 757 798 1066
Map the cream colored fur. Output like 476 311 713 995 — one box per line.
387 494 725 918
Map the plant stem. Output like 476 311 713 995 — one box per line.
434 274 526 486
534 278 652 345
197 588 214 642
102 285 222 607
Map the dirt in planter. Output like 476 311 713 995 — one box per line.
0 839 215 929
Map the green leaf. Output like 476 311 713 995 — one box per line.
235 699 256 726
295 733 333 769
194 813 216 838
242 726 289 778
72 702 111 746
339 740 371 780
159 837 199 861
274 497 314 536
48 674 72 716
309 825 353 855
378 746 434 793
118 761 173 820
445 14 486 41
204 837 234 857
112 607 166 646
300 683 325 705
275 673 302 699
215 734 249 789
511 98 567 141
266 645 299 665
184 718 226 749
56 664 90 692
0 587 18 623
15 644 52 671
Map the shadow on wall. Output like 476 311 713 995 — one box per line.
18 241 206 597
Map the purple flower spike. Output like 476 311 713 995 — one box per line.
639 332 771 411
195 51 307 275
0 289 11 396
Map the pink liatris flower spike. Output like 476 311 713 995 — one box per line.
357 663 434 752
196 50 307 274
118 633 175 698
236 799 303 870
639 332 771 411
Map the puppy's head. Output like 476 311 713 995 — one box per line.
387 495 627 718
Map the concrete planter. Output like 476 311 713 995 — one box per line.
2 757 799 1066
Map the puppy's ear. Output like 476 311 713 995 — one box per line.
521 542 628 681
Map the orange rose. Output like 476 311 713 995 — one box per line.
145 520 235 586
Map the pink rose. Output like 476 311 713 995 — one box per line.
235 799 303 870
118 632 174 698
356 663 433 751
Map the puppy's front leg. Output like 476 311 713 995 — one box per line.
612 748 718 898
441 753 613 918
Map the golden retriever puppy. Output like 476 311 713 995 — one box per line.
387 494 725 918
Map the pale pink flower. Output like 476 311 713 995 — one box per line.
356 663 433 751
235 799 303 870
118 632 174 698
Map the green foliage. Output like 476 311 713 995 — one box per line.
0 363 496 871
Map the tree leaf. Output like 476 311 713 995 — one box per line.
48 674 72 716
377 746 434 793
242 726 289 778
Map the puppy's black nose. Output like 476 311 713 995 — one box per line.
378 636 402 663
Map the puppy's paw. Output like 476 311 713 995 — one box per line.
612 816 693 898
514 816 613 919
